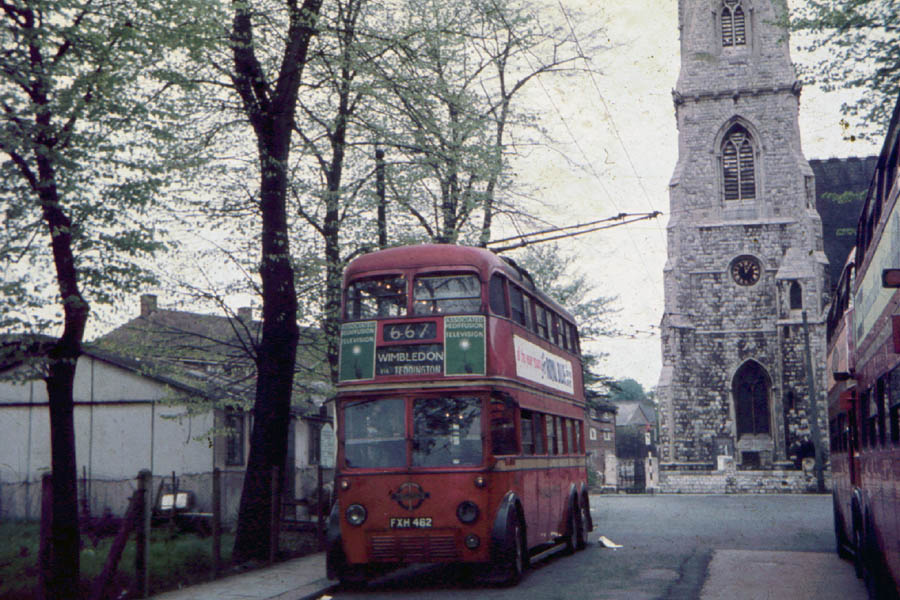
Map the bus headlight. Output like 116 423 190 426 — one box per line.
345 503 367 526
456 501 479 524
464 534 480 549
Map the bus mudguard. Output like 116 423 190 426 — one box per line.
490 491 523 559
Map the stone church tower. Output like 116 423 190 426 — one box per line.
657 0 829 491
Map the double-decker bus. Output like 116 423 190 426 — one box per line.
325 244 592 586
827 92 900 598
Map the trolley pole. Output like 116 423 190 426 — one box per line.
802 310 826 492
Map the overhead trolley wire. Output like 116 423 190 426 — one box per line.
486 211 661 253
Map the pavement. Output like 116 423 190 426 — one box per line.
148 552 336 600
148 544 868 600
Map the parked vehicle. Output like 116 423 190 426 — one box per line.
326 244 591 586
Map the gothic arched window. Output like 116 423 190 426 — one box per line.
733 361 770 436
722 124 755 201
722 0 747 47
789 281 802 309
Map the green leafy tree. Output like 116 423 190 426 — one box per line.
608 378 647 403
791 0 900 140
372 0 594 245
0 0 208 596
509 243 619 391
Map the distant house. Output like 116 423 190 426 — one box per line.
585 392 617 491
614 401 658 492
0 295 331 522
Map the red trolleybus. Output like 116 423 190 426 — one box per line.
325 244 592 586
827 93 900 598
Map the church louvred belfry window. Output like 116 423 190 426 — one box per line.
722 124 755 201
722 0 747 47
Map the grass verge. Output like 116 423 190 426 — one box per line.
0 520 237 599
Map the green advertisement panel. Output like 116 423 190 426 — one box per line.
444 315 486 376
339 321 376 381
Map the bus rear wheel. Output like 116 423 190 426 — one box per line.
563 503 578 555
576 497 589 551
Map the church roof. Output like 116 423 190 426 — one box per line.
776 247 826 280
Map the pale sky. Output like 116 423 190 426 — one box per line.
84 0 880 393
507 0 881 390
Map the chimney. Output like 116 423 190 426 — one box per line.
238 307 252 322
140 294 158 317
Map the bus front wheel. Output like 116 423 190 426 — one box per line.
496 510 525 586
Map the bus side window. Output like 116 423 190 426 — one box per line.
559 319 569 350
490 397 518 455
876 377 887 446
860 390 871 448
510 285 526 326
891 366 900 444
550 314 560 346
522 294 534 331
534 413 546 454
535 304 549 339
571 324 580 354
546 415 558 455
521 410 535 454
489 274 508 317
575 419 583 453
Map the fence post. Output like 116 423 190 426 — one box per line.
170 471 177 527
38 473 53 600
212 468 221 578
316 464 325 550
135 469 152 598
269 465 280 564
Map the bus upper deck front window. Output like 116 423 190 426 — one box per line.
343 397 405 468
346 276 406 319
413 274 481 315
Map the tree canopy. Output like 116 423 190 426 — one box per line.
791 0 900 140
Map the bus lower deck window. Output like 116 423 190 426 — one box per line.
413 396 482 467
490 397 518 455
343 397 406 468
521 411 535 454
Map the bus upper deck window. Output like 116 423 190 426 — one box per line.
535 304 549 339
510 285 526 326
489 274 508 316
346 276 406 319
414 274 481 315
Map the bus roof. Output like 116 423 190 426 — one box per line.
344 244 576 323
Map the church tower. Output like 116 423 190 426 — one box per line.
657 0 829 490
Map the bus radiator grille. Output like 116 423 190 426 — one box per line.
369 534 460 562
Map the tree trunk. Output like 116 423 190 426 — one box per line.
229 0 323 563
232 135 300 562
37 153 89 599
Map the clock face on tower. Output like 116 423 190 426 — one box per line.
731 256 761 286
